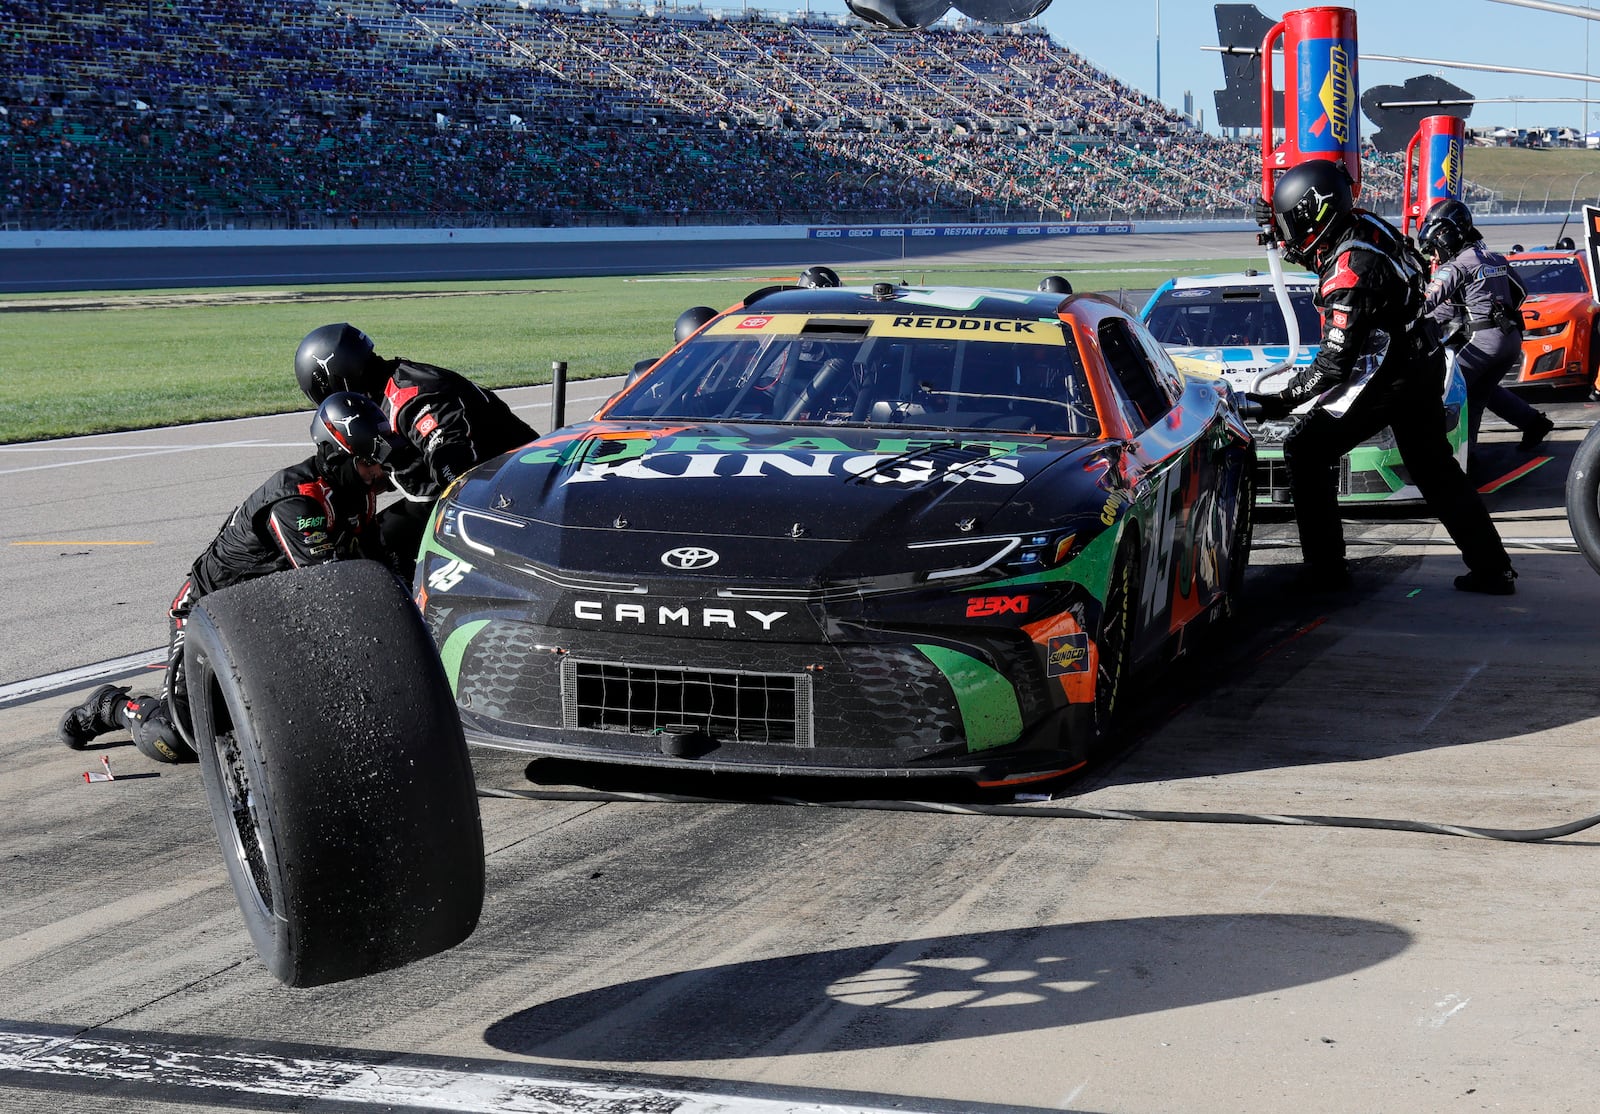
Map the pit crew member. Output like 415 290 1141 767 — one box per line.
293 323 538 580
1246 161 1516 595
1419 199 1553 456
58 393 399 761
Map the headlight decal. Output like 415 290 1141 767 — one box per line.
416 520 469 575
981 524 1119 602
913 644 1024 753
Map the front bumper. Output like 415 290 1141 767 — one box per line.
433 611 1086 779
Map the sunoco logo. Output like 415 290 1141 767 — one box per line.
1432 137 1462 196
1318 43 1354 145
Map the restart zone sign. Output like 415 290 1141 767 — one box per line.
808 223 1133 240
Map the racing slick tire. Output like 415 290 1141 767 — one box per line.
184 559 484 987
1566 417 1600 578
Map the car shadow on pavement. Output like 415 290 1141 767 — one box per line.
482 914 1409 1061
1089 546 1600 791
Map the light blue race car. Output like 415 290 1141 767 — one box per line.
1140 271 1469 504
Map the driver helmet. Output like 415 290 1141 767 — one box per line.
294 323 383 404
674 306 718 345
796 265 841 289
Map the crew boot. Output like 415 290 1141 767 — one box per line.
58 685 131 750
1520 413 1555 452
1454 568 1517 596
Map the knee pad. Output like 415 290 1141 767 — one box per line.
125 696 195 764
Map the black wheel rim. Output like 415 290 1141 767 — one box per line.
193 653 277 923
214 728 275 919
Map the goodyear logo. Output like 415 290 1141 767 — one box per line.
1301 38 1356 151
1047 633 1089 676
1429 135 1463 198
1100 490 1127 526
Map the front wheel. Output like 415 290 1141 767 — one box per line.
186 560 484 987
1566 420 1600 578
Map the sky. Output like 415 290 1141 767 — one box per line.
1030 0 1600 136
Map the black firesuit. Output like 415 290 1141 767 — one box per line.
165 455 387 725
1260 211 1512 579
374 359 539 579
1423 241 1543 447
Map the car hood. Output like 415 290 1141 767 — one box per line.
448 421 1112 582
1165 344 1320 393
1521 292 1592 324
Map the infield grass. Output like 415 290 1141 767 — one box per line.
0 255 1265 443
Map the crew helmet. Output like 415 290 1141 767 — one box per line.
294 323 381 404
310 391 396 470
674 306 718 345
1037 275 1073 294
1418 198 1477 260
796 265 842 289
1270 160 1355 267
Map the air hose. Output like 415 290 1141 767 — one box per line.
476 786 1600 843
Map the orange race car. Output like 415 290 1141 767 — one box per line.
1506 247 1600 392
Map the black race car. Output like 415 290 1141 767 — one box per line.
416 279 1255 785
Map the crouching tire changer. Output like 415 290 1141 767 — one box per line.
186 559 485 987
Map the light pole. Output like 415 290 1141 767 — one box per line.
1155 0 1162 102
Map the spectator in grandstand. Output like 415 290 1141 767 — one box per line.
293 323 538 580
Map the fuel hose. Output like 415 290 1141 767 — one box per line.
1251 240 1303 394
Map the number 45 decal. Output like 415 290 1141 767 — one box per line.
428 558 473 592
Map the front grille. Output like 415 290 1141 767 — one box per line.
1528 347 1567 378
562 659 813 746
454 619 965 753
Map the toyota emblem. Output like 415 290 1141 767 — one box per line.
661 546 720 570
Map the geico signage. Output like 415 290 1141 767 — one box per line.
572 601 789 629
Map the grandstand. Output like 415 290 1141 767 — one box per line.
0 0 1480 231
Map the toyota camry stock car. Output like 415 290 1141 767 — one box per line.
414 279 1255 785
1140 271 1469 504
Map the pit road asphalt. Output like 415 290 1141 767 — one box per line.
4 224 1600 1114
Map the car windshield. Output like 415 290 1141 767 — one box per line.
1508 257 1588 294
608 312 1101 436
1143 286 1323 347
